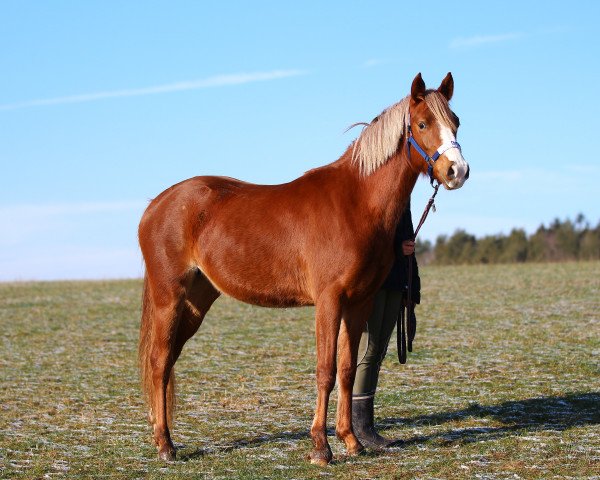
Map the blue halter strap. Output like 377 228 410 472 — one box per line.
406 124 462 186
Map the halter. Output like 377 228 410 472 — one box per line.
406 120 462 186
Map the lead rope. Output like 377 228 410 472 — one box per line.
398 183 440 364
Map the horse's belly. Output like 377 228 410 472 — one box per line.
200 264 313 307
226 286 313 308
195 239 313 308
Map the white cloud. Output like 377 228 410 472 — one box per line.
0 246 143 281
0 69 308 111
474 170 525 181
410 164 598 242
566 164 600 174
0 200 146 247
449 32 523 49
469 167 596 191
0 200 147 217
0 201 146 280
362 58 389 68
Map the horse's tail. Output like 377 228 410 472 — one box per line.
138 274 154 424
138 274 176 428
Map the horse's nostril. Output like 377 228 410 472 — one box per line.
447 165 455 179
465 165 470 179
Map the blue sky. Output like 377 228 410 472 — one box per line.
1 1 599 280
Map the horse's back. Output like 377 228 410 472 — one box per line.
139 169 386 308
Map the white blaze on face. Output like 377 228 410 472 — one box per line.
439 125 469 189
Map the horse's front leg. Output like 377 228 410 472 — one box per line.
309 290 343 466
335 300 372 456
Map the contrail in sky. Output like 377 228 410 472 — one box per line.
449 32 523 48
0 69 307 111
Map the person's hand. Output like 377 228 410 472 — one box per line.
401 240 415 256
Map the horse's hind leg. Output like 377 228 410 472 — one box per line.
148 287 184 461
149 279 190 460
150 270 219 461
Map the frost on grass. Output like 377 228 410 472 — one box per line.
0 264 599 479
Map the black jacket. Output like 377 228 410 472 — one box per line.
381 201 421 303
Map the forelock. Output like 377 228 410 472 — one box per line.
423 91 457 130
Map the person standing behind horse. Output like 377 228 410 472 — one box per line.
352 199 420 448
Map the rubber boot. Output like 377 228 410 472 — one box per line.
352 396 393 449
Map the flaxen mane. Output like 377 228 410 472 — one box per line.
352 91 457 176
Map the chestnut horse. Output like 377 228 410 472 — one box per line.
138 72 469 465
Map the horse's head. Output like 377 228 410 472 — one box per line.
407 72 469 190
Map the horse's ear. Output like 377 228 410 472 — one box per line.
438 72 454 101
411 73 426 101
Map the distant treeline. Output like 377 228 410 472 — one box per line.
416 214 600 264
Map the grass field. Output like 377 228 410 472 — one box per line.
1 262 599 479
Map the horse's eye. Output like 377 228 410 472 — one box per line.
418 122 426 130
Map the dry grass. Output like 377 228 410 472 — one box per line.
0 262 599 479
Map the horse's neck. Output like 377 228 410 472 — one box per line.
368 158 418 231
321 144 418 233
357 149 419 233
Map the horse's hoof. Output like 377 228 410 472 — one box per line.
158 447 176 462
309 456 330 467
347 442 364 456
309 447 332 466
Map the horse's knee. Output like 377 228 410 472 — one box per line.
315 368 336 391
337 363 357 385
